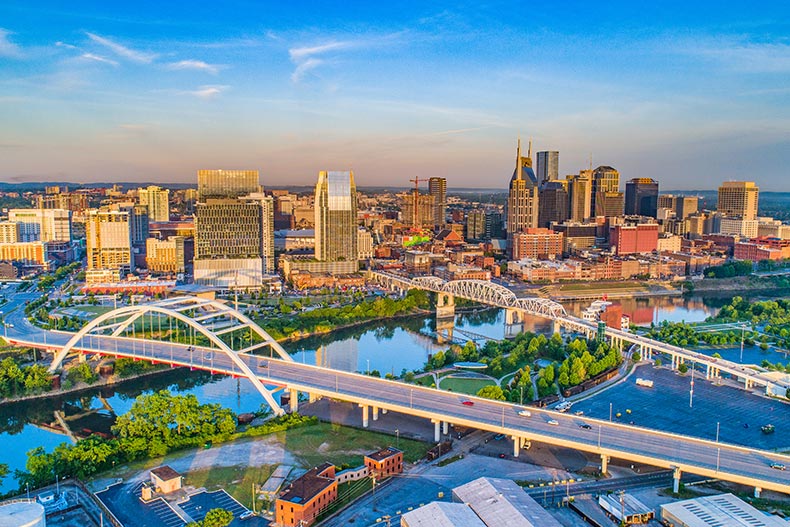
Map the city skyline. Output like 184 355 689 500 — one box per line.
1 2 789 190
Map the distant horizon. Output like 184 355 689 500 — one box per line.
1 2 788 191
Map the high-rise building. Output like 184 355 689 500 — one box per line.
401 192 435 229
428 177 447 229
314 171 358 262
86 209 132 281
146 236 186 274
625 178 659 217
0 222 20 244
485 210 504 239
243 193 276 274
591 166 620 216
676 196 699 219
138 185 170 222
536 151 559 182
194 198 267 288
466 210 486 240
609 221 659 255
8 209 72 242
717 181 759 220
567 171 592 222
538 181 569 228
506 139 539 257
197 169 260 200
598 192 625 218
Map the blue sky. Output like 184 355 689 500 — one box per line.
1 1 789 190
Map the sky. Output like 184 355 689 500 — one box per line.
0 1 789 190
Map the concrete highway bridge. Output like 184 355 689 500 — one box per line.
5 295 790 497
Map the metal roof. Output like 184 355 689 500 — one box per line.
401 502 486 527
452 477 562 527
660 493 787 527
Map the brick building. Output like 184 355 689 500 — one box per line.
609 222 659 255
276 463 337 527
364 447 403 480
511 228 564 260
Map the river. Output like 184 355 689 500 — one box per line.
0 292 781 493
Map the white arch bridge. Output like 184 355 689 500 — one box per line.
370 271 566 319
47 296 294 415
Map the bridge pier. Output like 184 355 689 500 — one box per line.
673 467 682 494
309 392 320 403
361 404 369 428
289 389 298 413
372 406 379 421
504 309 523 339
436 293 455 319
442 421 449 435
754 487 762 498
512 436 522 457
432 420 441 442
600 455 609 475
552 319 561 336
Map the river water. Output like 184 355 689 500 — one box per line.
0 292 783 492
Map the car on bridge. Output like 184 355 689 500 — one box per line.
518 409 531 417
462 400 474 406
547 419 559 426
579 423 592 430
771 463 786 471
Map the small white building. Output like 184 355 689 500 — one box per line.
661 493 786 527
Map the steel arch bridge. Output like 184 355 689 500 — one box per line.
48 296 293 415
379 273 567 319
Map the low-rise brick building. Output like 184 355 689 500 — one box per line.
276 463 337 527
364 447 403 480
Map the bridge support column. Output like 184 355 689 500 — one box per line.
382 408 388 414
442 421 449 435
436 293 455 319
372 406 379 421
600 455 609 475
705 365 711 379
754 487 762 498
432 420 441 442
309 392 320 403
361 404 369 428
289 389 298 413
552 319 561 336
673 467 682 494
505 309 523 339
512 436 521 457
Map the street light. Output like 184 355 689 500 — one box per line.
395 429 400 449
740 323 746 364
715 421 721 473
609 402 613 422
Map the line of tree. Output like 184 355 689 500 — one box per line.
556 339 619 388
704 260 753 278
0 357 52 398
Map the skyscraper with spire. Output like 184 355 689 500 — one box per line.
506 138 539 258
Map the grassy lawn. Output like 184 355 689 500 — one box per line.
414 375 434 387
558 281 648 292
438 375 495 395
68 305 116 316
184 464 277 510
279 422 430 468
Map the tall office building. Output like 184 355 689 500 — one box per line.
243 193 276 274
197 169 260 200
567 171 592 222
485 210 504 239
717 181 759 220
194 198 268 287
538 181 569 228
506 139 539 257
591 166 620 216
428 177 447 229
625 178 659 217
138 185 170 222
86 209 132 281
466 210 486 240
314 171 358 262
8 209 72 242
536 151 559 182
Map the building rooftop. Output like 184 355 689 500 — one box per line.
452 477 561 527
660 493 786 527
278 463 335 504
365 447 402 462
150 466 181 482
401 502 486 527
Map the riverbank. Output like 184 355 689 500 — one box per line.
687 275 790 295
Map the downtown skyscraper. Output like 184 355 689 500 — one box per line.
428 177 447 229
314 171 358 262
506 139 539 258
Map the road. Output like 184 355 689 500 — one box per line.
6 325 790 496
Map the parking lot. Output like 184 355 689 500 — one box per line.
96 481 184 527
573 364 790 450
180 490 266 527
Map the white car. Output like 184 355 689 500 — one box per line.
518 410 531 417
547 419 559 426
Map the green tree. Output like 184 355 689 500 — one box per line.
186 508 234 527
678 363 688 374
0 462 7 485
476 385 506 401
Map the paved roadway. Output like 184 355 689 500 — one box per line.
6 325 790 496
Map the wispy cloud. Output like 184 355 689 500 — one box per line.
86 32 158 63
166 60 222 75
188 85 229 100
0 28 22 58
678 36 790 73
55 41 78 50
288 40 359 83
80 53 118 66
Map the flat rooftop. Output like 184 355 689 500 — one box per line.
452 477 561 527
660 493 787 527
